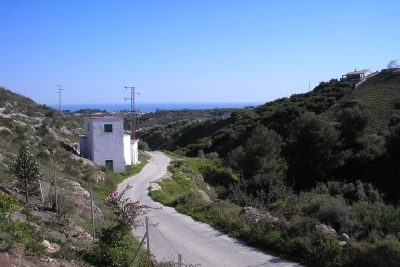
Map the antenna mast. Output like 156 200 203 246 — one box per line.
56 85 64 111
124 86 140 140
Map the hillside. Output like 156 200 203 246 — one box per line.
0 87 153 266
2 68 400 266
325 68 400 134
138 69 400 201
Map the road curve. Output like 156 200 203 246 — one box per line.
118 151 300 267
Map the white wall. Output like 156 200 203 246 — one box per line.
84 116 125 172
124 136 139 165
124 134 131 165
131 139 139 165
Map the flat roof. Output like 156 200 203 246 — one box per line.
346 69 370 75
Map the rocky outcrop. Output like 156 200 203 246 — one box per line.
45 126 80 155
89 171 106 183
239 206 281 224
198 189 211 203
41 240 61 253
192 174 204 183
315 224 339 239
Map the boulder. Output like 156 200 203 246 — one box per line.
90 171 106 183
339 233 349 241
239 206 279 224
315 224 339 239
192 174 204 183
41 240 60 253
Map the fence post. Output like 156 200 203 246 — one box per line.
178 253 182 267
38 178 44 203
54 171 58 213
146 216 150 252
90 189 95 242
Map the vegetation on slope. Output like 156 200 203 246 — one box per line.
143 69 400 266
139 70 400 202
150 155 400 267
0 87 156 266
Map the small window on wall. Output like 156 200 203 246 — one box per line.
104 124 113 132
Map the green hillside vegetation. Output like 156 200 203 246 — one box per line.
138 69 400 202
141 69 400 266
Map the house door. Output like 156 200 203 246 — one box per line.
105 160 113 171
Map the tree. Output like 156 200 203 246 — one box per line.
227 124 286 179
387 60 399 69
386 124 400 160
336 106 382 164
283 113 340 190
336 106 371 147
138 140 149 151
7 144 42 203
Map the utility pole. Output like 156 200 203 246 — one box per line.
56 85 64 112
124 86 140 140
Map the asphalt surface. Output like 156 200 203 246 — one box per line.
118 151 301 267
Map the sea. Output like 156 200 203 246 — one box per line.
50 103 262 113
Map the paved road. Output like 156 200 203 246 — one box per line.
118 151 300 267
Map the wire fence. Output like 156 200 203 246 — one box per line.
37 170 199 266
133 215 199 266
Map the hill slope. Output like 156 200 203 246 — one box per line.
138 69 400 201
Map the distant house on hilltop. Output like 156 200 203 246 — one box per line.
79 113 139 172
342 69 372 83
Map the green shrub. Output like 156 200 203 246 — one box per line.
268 199 303 220
37 151 50 160
0 192 18 215
283 234 342 267
352 201 400 237
26 239 47 256
301 194 360 233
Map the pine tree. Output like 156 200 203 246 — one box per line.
8 143 42 203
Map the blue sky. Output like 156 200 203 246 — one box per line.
0 0 398 106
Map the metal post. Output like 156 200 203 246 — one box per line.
54 172 58 213
90 190 95 241
38 178 44 203
56 85 64 112
178 253 182 267
146 216 150 252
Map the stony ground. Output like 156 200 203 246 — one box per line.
0 176 95 267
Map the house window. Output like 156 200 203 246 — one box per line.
105 160 113 171
104 124 113 132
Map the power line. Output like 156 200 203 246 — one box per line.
0 0 17 20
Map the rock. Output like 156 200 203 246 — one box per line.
41 240 60 253
0 253 13 267
239 206 279 224
339 233 349 241
338 241 347 246
40 256 54 263
90 171 106 183
315 224 339 239
192 174 204 182
198 189 211 203
149 182 161 191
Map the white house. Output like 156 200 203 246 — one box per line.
342 69 372 83
80 114 139 172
